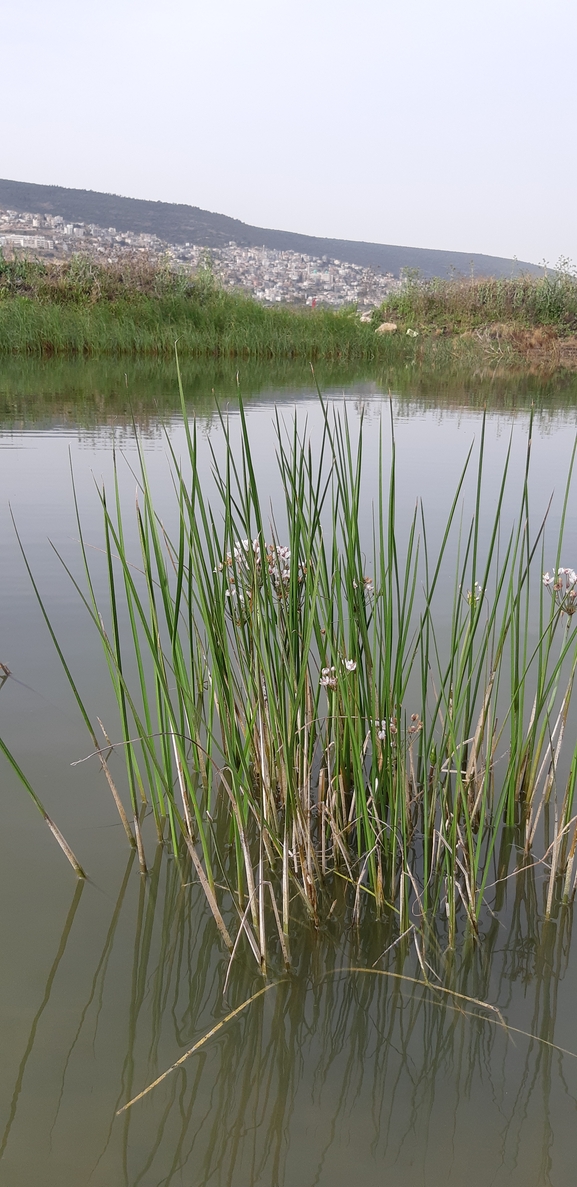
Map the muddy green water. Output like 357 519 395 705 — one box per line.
1 359 577 1187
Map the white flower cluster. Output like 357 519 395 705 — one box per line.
215 537 259 575
372 713 421 742
319 657 357 689
216 539 258 615
352 575 375 601
543 567 577 615
267 544 306 596
374 717 397 741
217 538 307 616
466 581 483 606
219 538 259 567
320 666 337 689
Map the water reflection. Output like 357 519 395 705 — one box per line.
2 355 577 434
2 842 576 1187
0 880 85 1164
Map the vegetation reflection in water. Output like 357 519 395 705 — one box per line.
1 844 576 1187
4 352 577 434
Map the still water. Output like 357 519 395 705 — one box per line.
1 359 577 1187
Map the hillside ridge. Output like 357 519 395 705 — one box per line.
0 178 540 281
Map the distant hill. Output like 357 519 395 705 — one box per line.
0 178 540 280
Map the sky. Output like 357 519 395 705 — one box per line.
2 0 576 265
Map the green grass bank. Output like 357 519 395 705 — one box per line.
0 255 400 360
377 270 577 368
3 255 577 367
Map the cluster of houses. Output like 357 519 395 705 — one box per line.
208 243 400 307
0 207 401 308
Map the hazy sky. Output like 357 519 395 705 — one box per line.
2 0 575 264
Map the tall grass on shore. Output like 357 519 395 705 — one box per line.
9 373 577 965
3 253 577 364
380 266 577 334
0 254 395 360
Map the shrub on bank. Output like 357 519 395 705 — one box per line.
379 269 577 334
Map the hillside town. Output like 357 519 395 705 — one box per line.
0 206 401 308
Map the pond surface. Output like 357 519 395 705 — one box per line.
1 359 577 1187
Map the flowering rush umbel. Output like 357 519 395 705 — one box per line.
319 658 357 689
371 714 421 742
215 538 260 578
466 581 483 606
373 717 397 741
266 544 307 597
352 575 374 601
319 666 337 690
543 567 577 615
216 538 306 614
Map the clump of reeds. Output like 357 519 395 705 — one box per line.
378 267 577 335
9 370 577 966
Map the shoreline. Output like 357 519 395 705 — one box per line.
1 257 577 369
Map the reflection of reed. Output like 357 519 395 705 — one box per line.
48 851 135 1148
4 848 576 1186
489 877 570 1180
0 880 84 1162
112 850 577 1186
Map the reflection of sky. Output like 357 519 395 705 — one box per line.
2 390 577 575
